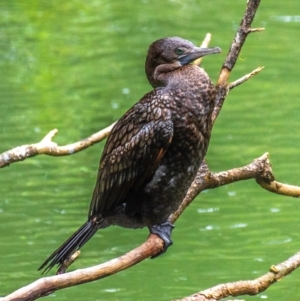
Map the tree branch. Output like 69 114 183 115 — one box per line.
213 0 262 123
3 0 300 301
2 151 298 301
175 251 300 301
0 123 115 168
2 151 300 301
218 0 261 82
0 235 164 301
228 66 264 90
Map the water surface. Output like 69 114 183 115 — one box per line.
1 1 300 300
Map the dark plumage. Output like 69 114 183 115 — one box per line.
39 37 221 273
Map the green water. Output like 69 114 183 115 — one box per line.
1 1 300 300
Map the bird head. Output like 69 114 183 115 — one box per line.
145 37 221 87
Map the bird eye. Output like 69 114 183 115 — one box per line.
175 48 184 55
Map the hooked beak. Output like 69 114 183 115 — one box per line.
178 46 221 66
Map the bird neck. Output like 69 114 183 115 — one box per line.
151 64 207 91
147 61 182 88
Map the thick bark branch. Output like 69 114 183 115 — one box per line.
169 152 273 222
0 153 286 300
2 152 300 301
0 235 164 301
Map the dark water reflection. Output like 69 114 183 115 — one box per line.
1 1 300 300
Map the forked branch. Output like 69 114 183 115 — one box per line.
2 152 299 301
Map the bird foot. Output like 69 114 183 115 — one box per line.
150 221 174 258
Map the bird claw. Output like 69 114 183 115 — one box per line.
150 221 174 258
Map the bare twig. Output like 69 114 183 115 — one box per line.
0 123 115 168
218 0 261 85
213 0 262 123
57 251 81 275
258 179 300 198
175 252 300 301
229 66 264 90
249 27 265 33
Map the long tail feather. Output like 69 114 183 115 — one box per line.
38 220 98 274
